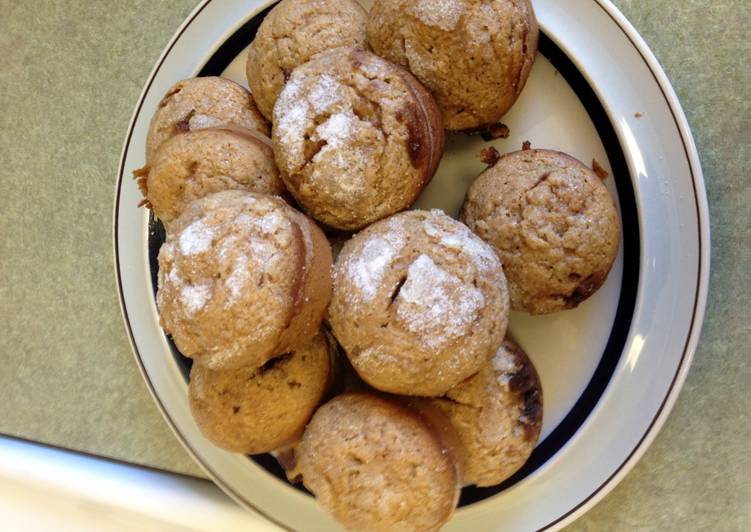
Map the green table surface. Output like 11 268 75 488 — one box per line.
1 0 749 529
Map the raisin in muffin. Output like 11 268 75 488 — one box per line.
424 337 543 487
146 77 269 162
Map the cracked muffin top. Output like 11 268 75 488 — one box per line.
272 47 444 231
157 190 332 370
368 0 538 131
328 209 509 396
141 126 284 227
461 149 621 314
424 337 543 487
145 76 269 162
245 0 368 121
297 393 460 532
188 330 334 454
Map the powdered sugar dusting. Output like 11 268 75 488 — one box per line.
225 259 249 304
217 236 249 306
180 282 212 315
218 229 277 307
404 40 434 79
274 65 377 199
412 0 466 31
204 341 245 370
160 241 175 263
396 254 484 349
179 218 214 256
255 210 284 234
189 113 224 130
308 74 343 113
217 234 238 263
249 238 276 264
492 344 519 386
190 368 206 398
163 262 213 315
316 112 354 149
425 210 501 273
310 111 369 195
274 77 309 169
465 2 495 44
462 230 501 273
348 232 405 301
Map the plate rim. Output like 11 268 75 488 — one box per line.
112 0 710 529
543 1 710 528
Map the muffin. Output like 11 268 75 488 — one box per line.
157 190 332 370
189 330 334 454
141 126 284 227
272 47 444 231
297 393 460 532
329 209 509 396
461 149 621 314
246 0 368 120
425 337 543 487
146 77 269 162
368 0 538 130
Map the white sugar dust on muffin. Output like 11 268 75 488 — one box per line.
157 190 332 370
329 209 509 396
272 47 444 230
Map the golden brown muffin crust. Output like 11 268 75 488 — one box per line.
297 393 460 532
157 190 332 370
272 47 444 230
189 331 333 454
368 0 538 130
427 337 543 487
144 127 284 227
246 0 368 120
461 149 621 314
146 76 269 162
329 210 509 396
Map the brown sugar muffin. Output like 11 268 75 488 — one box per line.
157 190 332 370
245 0 368 121
146 77 269 162
188 330 334 454
142 126 284 227
425 337 543 487
461 149 621 314
297 393 460 532
272 47 444 231
368 0 538 130
329 209 509 396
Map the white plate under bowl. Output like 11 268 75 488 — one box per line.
114 0 709 530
